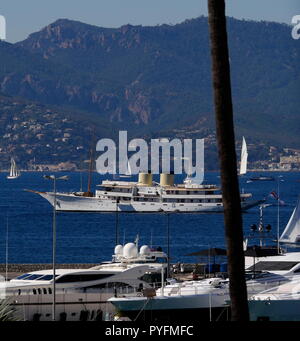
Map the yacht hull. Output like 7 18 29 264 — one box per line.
4 292 118 321
249 300 300 321
109 294 230 321
32 191 262 213
116 306 230 322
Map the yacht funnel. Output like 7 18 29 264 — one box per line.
160 173 174 187
138 172 153 186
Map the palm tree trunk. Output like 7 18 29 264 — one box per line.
207 0 249 321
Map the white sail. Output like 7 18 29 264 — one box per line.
125 159 132 176
119 159 132 177
7 158 20 179
239 137 248 175
279 198 300 244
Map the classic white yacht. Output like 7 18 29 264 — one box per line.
29 172 262 213
0 243 167 321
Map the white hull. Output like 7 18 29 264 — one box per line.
5 290 117 321
35 191 262 213
109 275 291 319
110 290 229 312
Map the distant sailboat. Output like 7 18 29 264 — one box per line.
279 198 300 244
119 160 132 178
239 136 248 176
7 158 21 179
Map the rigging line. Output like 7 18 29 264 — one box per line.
133 297 152 322
216 305 230 322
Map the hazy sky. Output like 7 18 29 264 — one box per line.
1 0 300 43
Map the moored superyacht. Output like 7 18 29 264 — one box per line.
0 243 167 321
29 172 262 213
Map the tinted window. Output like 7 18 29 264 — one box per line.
25 274 44 280
247 261 299 271
56 273 113 283
36 275 58 281
85 282 133 289
16 273 31 280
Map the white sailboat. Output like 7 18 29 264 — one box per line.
119 159 132 178
239 136 248 176
7 157 21 179
279 198 300 244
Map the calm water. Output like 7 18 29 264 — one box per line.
0 171 299 264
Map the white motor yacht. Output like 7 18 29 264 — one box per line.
0 243 167 321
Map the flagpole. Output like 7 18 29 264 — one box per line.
277 176 280 253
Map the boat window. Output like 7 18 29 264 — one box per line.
85 282 133 289
247 261 299 271
23 274 44 280
244 271 272 280
36 274 58 281
139 273 162 283
15 273 31 280
56 273 114 283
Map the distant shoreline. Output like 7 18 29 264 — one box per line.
1 169 300 173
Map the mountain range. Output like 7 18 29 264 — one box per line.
0 16 299 169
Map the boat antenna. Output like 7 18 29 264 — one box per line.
5 214 9 281
115 198 120 245
277 176 283 253
87 146 93 195
134 233 140 251
123 228 126 246
166 213 170 279
79 159 83 192
85 131 96 197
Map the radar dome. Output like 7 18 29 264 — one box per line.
123 243 138 258
114 245 123 256
140 245 151 255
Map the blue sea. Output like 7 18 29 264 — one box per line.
0 171 299 264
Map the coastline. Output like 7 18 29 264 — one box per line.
1 169 300 173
